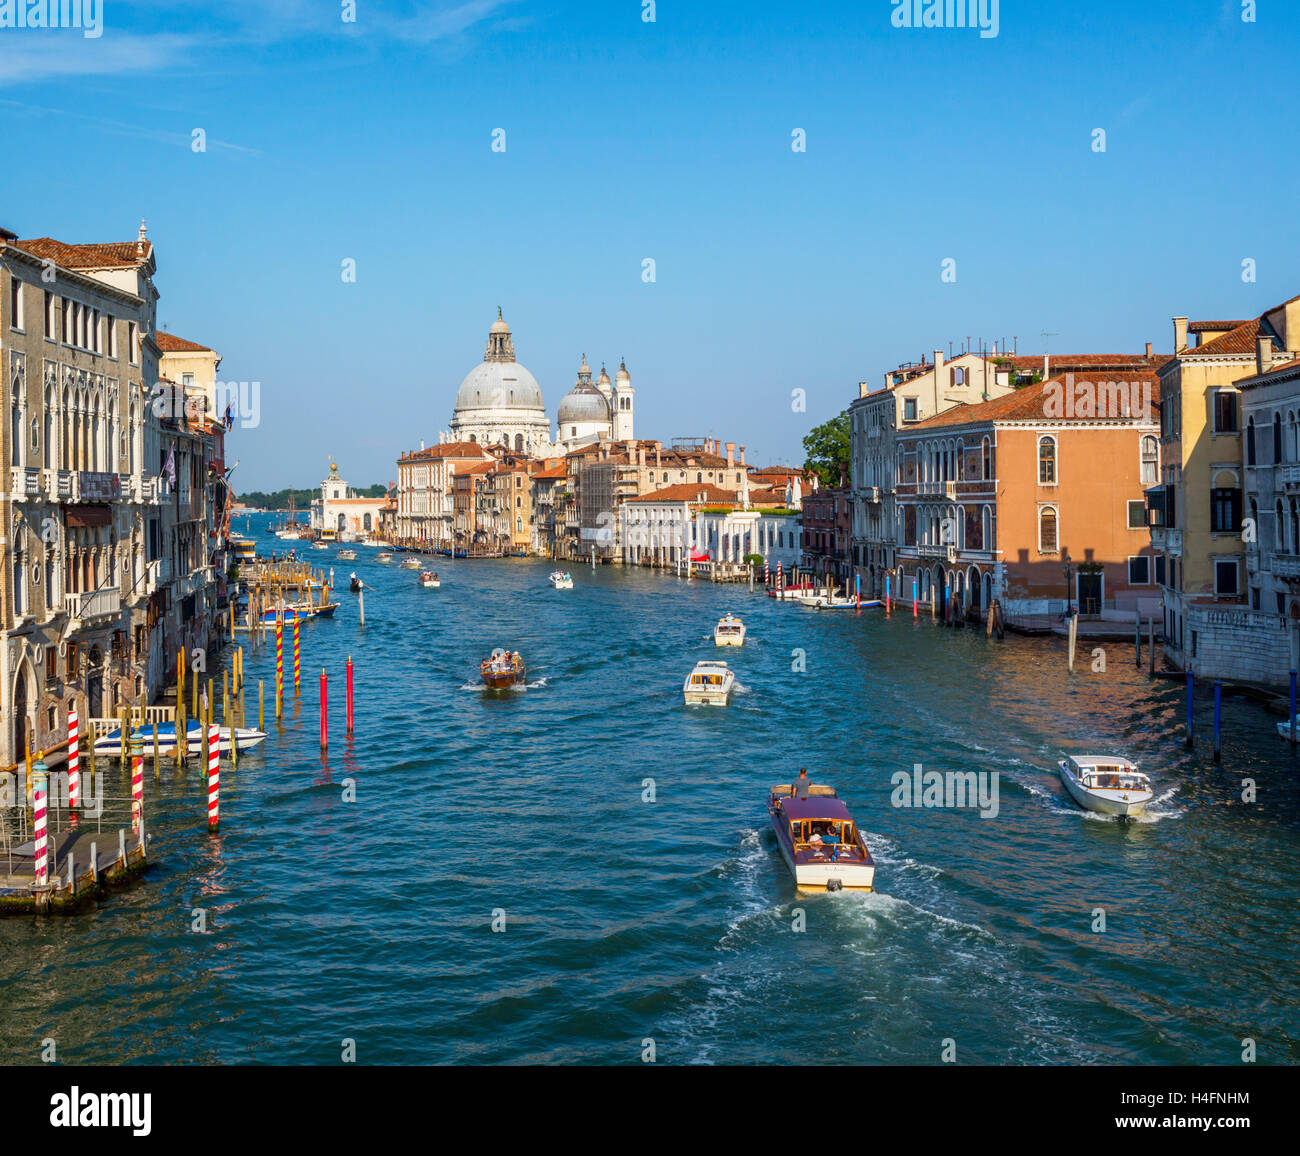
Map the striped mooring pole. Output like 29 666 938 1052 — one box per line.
912 577 918 617
32 758 49 888
67 706 80 827
764 560 770 586
275 617 284 719
131 737 144 835
293 615 301 697
207 723 220 834
320 668 329 751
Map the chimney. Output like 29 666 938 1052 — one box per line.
860 380 870 398
738 444 745 465
932 349 944 413
654 444 661 467
725 442 735 467
637 444 645 468
1173 316 1188 354
1257 334 1274 375
1145 341 1153 359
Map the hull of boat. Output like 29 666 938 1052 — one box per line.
684 685 732 706
1059 764 1151 816
768 805 875 891
481 671 525 689
421 580 440 588
714 632 744 646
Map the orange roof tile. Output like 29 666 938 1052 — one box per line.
906 371 1161 431
156 332 214 353
15 236 152 268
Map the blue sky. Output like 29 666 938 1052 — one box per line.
2 0 1297 491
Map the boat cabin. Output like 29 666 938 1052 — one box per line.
771 793 869 863
1066 757 1146 791
689 663 729 687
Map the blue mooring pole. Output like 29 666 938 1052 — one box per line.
1290 670 1297 747
1185 670 1194 749
1213 680 1222 762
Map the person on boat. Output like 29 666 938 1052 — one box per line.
792 768 811 799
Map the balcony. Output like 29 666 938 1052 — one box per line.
65 586 121 623
945 481 957 500
42 468 74 501
133 476 161 503
78 471 123 501
1280 464 1300 491
150 557 174 588
10 466 40 499
1272 554 1300 579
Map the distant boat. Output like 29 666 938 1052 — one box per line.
399 556 421 570
684 660 734 706
419 571 440 588
94 719 267 757
549 570 573 589
481 648 526 689
1058 755 1153 818
238 602 338 627
337 548 357 561
714 613 745 646
767 781 876 892
230 537 256 564
376 552 393 565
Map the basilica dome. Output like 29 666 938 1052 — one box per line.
454 361 545 413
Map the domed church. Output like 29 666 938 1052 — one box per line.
446 309 557 455
440 309 635 455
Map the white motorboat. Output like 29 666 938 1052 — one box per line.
399 556 421 570
376 552 393 564
549 570 574 590
1277 716 1300 740
714 613 746 646
1058 755 1153 818
94 720 267 757
683 660 735 706
311 541 329 550
419 571 440 588
337 549 358 561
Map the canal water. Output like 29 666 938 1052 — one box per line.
2 515 1297 1065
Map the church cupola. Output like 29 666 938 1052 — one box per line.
484 306 516 363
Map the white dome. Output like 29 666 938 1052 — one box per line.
455 361 545 413
558 385 610 425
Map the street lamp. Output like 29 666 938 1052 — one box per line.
1062 550 1073 618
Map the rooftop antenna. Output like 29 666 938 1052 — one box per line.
1041 330 1060 353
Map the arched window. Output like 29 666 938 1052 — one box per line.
363 513 372 531
1039 506 1058 553
515 433 523 452
1140 435 1158 484
1247 415 1256 465
1291 499 1299 557
1038 436 1057 484
1274 413 1283 463
1276 499 1286 551
982 436 991 480
469 433 476 443
982 505 993 552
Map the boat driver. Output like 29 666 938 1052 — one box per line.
792 768 811 799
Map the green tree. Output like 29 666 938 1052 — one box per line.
802 411 851 488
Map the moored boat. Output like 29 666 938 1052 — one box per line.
549 570 573 589
230 536 257 564
683 660 734 706
1057 755 1153 818
419 571 440 588
94 719 267 757
767 781 876 892
714 613 745 646
480 648 526 689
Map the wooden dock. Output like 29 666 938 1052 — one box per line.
0 822 148 914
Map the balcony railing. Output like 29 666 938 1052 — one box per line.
78 471 123 501
1272 553 1300 579
1280 464 1300 490
10 466 40 498
65 586 121 623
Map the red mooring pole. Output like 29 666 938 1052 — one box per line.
320 668 329 751
346 656 354 737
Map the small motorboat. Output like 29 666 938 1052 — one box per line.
683 660 734 706
338 548 358 561
238 601 339 627
94 719 268 757
376 552 393 564
480 648 526 689
549 570 573 589
1277 716 1300 740
349 573 363 593
1058 755 1153 818
714 613 745 646
399 556 421 570
419 571 440 588
312 541 329 550
767 782 876 892
796 594 870 610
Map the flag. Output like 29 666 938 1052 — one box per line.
163 445 176 487
224 402 234 431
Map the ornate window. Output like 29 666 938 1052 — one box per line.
1038 506 1058 554
1038 436 1057 485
